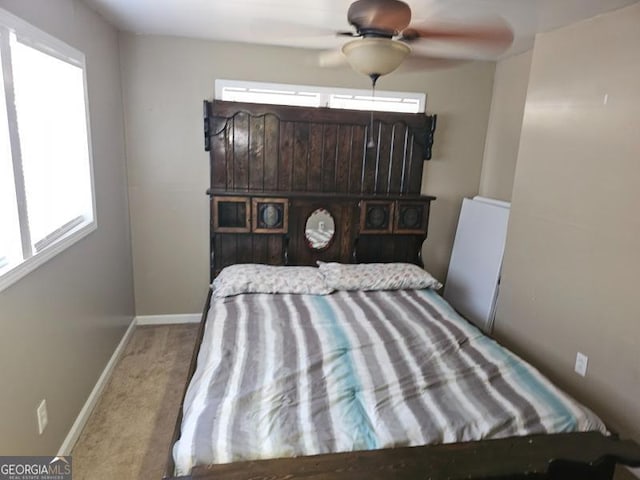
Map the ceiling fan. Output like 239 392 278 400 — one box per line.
323 0 514 83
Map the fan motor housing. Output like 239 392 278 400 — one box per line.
347 0 411 34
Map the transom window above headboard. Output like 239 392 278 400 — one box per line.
215 79 426 114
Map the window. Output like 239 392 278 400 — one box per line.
0 8 96 292
215 79 425 114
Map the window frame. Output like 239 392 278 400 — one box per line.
0 8 97 293
215 79 426 113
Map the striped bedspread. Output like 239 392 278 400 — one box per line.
173 289 606 475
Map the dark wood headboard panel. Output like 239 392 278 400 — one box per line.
205 100 437 277
206 101 436 194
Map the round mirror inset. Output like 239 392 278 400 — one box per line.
305 208 335 251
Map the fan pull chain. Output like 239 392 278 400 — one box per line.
367 73 380 149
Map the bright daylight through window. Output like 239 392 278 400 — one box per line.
0 9 95 292
216 79 425 114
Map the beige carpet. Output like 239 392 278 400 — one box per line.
71 324 199 480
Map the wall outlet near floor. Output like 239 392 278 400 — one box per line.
37 399 48 435
575 352 588 377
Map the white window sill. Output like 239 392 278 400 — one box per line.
0 220 96 294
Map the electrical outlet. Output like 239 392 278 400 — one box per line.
575 352 588 377
37 399 48 435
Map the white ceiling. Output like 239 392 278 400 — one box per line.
83 0 639 61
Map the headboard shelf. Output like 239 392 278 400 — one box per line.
208 189 436 202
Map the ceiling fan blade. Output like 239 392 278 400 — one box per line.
317 48 348 68
401 18 513 52
395 54 466 72
254 19 339 39
348 0 411 32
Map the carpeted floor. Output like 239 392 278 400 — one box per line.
71 324 199 480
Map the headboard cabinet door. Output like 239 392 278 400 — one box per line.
394 201 430 234
252 198 289 234
360 201 395 234
212 196 251 233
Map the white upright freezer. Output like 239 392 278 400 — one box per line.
443 196 510 334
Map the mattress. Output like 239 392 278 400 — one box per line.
172 289 606 475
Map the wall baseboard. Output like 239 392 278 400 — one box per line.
135 313 201 325
57 317 136 456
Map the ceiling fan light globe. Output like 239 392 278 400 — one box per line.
342 38 410 77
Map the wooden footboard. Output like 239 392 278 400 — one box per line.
168 431 640 480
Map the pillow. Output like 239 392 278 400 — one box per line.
212 264 334 298
318 262 442 292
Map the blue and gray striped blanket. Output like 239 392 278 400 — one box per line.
173 289 605 475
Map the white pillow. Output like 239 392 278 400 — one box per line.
318 262 442 292
212 264 334 298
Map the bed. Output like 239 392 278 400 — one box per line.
163 100 640 479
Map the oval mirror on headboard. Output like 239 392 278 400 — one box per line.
305 208 335 251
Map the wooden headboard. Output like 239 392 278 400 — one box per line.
204 100 437 279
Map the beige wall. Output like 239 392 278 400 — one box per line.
494 2 640 447
0 0 134 454
119 34 495 315
479 50 532 201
